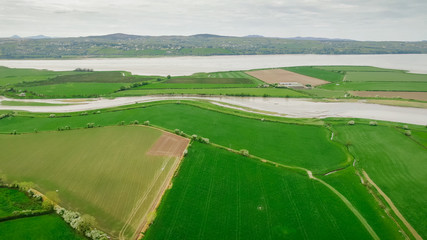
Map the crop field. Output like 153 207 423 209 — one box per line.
349 91 427 101
112 87 307 97
136 83 257 89
284 66 344 83
144 142 401 239
333 124 427 238
312 66 427 92
246 69 330 86
0 66 80 86
321 81 427 91
20 82 128 97
0 100 69 106
346 71 427 82
0 214 84 240
0 103 346 172
0 126 190 239
166 77 254 84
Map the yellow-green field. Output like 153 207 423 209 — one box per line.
0 126 188 239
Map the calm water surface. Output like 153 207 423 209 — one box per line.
0 54 426 76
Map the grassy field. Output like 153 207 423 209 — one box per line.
313 66 403 72
345 71 427 82
0 103 347 172
0 214 84 240
20 82 127 97
333 124 427 238
0 187 43 217
112 88 307 97
144 142 400 240
321 81 427 91
136 83 257 89
0 100 69 106
0 126 186 239
0 66 81 87
310 66 427 92
284 66 344 82
190 70 265 84
166 77 254 84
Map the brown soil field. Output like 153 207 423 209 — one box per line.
147 131 190 157
246 69 330 86
350 91 427 101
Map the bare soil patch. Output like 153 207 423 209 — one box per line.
147 131 190 157
246 69 329 86
350 91 427 102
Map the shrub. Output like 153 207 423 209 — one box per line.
240 149 249 156
143 120 150 126
131 120 139 125
11 130 17 135
174 129 181 134
34 128 38 133
199 137 210 144
191 134 198 140
80 112 88 116
49 114 56 118
369 121 377 126
118 121 125 126
87 123 95 128
404 130 412 136
347 120 355 125
403 125 409 130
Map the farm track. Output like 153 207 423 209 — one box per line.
362 171 422 240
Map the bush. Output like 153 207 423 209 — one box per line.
369 121 377 126
403 125 409 130
131 120 139 125
240 149 250 156
49 114 56 118
404 130 412 136
118 121 125 126
55 206 108 239
11 130 17 135
199 137 210 144
143 120 150 126
347 120 355 125
87 123 95 128
191 134 198 140
80 112 88 116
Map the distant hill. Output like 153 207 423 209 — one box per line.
0 33 426 59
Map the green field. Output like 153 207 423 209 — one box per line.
0 103 346 172
20 82 127 97
136 83 257 89
0 187 43 217
311 66 427 92
112 88 307 97
144 142 401 239
333 124 427 237
0 214 84 240
345 71 427 82
321 81 427 91
0 66 80 87
0 126 185 239
284 66 344 82
166 77 254 84
0 100 69 106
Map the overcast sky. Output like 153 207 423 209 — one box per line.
1 0 426 41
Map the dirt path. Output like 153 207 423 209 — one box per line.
362 171 422 240
311 174 380 240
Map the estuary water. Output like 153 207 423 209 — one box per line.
1 96 426 125
0 54 426 76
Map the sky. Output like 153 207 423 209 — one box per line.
1 0 426 41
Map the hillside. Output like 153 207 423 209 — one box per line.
0 34 427 59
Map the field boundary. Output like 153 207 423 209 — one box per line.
362 171 422 240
